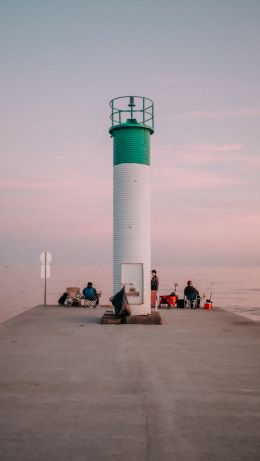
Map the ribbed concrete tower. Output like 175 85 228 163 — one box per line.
109 96 154 315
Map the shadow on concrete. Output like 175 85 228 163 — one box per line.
56 306 103 325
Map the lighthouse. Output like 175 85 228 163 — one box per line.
109 96 154 315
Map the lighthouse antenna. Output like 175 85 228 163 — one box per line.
128 96 136 119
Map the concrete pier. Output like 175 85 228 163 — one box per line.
0 306 259 461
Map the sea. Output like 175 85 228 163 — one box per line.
0 265 260 324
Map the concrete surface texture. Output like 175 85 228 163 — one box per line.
0 305 259 461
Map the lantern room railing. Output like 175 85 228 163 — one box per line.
110 96 154 131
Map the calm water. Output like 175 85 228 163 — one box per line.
0 264 260 323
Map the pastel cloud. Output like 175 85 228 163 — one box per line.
0 180 52 190
190 144 243 153
154 167 237 190
0 178 89 192
1 173 112 247
151 211 260 266
154 143 244 158
154 144 260 170
173 108 260 120
0 176 111 195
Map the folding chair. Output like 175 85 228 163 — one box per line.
83 298 97 309
66 287 81 306
184 295 198 309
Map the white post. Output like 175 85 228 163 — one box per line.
44 251 47 306
40 251 52 306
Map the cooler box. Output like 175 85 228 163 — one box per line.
204 302 213 310
159 295 177 308
167 296 177 307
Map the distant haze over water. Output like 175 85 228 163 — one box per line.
0 265 259 324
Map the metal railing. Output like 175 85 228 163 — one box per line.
110 96 154 130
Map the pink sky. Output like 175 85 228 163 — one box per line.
1 1 260 267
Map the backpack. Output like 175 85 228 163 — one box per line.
58 292 68 305
111 286 131 318
177 299 185 308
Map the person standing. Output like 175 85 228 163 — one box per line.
151 270 159 290
151 270 159 308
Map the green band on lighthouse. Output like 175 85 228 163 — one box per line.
110 120 152 166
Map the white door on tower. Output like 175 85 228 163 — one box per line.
121 263 144 305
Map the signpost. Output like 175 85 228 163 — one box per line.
40 251 52 305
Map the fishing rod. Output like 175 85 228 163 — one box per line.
209 282 214 301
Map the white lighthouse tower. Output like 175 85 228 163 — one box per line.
109 96 154 315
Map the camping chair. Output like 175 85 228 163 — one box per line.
66 287 81 307
184 294 199 309
83 298 97 309
82 291 101 308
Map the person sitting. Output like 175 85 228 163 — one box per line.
184 281 200 308
82 282 99 308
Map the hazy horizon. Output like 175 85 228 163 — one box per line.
1 0 260 267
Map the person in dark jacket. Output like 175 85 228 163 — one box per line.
184 281 200 308
151 270 159 290
151 270 159 308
